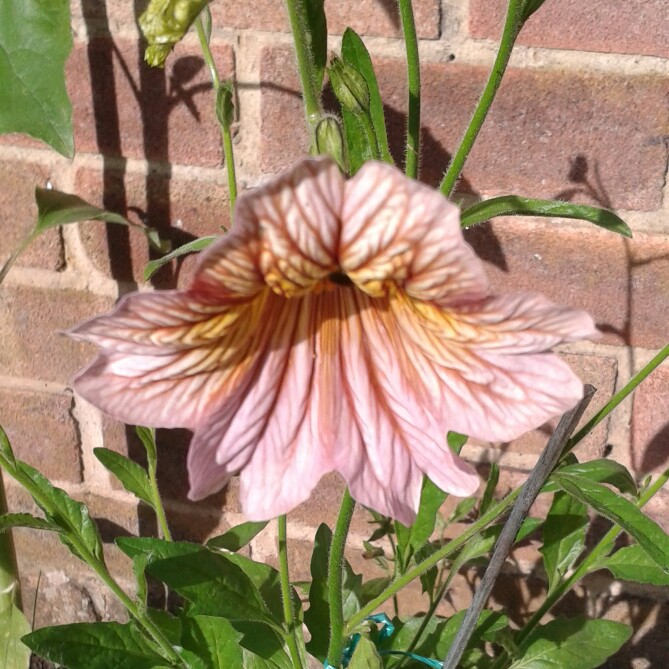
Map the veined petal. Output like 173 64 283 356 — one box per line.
406 292 598 355
341 162 488 305
197 158 345 300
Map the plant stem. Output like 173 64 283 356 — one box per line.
344 488 520 634
278 515 305 669
0 475 21 611
326 488 356 667
284 0 323 138
439 0 522 197
566 344 669 454
490 467 669 669
195 12 238 215
147 458 172 543
397 0 420 179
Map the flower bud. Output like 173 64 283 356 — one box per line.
328 56 370 115
139 0 209 67
315 116 347 171
216 82 235 129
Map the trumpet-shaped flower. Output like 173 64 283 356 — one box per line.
70 158 596 524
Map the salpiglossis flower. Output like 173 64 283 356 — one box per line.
69 158 596 524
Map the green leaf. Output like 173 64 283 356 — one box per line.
231 621 293 669
521 0 547 21
135 427 157 470
0 427 17 470
459 517 543 565
115 538 276 627
180 615 244 669
360 577 392 606
16 462 104 563
0 603 31 669
546 460 637 496
460 196 632 238
207 520 269 552
0 0 73 156
0 512 58 534
131 552 149 606
540 491 588 591
448 496 477 524
304 524 360 660
93 449 154 508
341 29 392 164
305 0 327 91
603 544 669 586
22 621 168 669
511 617 632 669
479 462 499 517
447 431 468 454
553 473 669 573
349 636 383 669
433 610 509 660
144 235 217 280
146 609 182 645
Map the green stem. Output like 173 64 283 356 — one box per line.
566 344 669 454
0 475 21 611
284 0 323 138
326 488 356 667
0 233 36 286
490 467 669 669
278 515 305 669
439 0 522 197
345 488 520 634
195 12 238 216
147 459 172 543
397 0 421 179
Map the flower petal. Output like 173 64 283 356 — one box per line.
341 162 488 305
196 157 345 299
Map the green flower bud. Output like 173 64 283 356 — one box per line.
328 56 370 115
216 82 235 129
139 0 209 68
315 116 347 171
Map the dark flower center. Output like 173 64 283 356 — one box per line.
328 271 354 287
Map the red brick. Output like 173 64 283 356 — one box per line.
67 38 234 166
0 161 64 272
70 0 440 39
261 48 667 211
214 0 440 38
469 0 669 60
0 388 81 482
74 166 229 285
0 286 114 384
466 221 669 350
496 354 618 460
632 363 669 476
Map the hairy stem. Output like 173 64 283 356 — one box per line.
397 0 421 178
439 0 522 196
326 488 356 667
278 515 306 669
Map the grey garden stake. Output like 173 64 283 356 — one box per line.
442 384 597 669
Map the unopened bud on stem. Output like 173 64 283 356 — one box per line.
328 56 370 115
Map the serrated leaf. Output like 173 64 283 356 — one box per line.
180 615 245 669
0 513 58 534
341 29 392 164
511 617 632 669
207 520 268 552
0 603 31 669
349 636 383 669
16 462 104 563
460 196 632 238
144 235 217 280
94 449 154 507
0 0 73 156
540 491 588 591
553 473 669 573
22 621 168 669
603 544 669 586
116 538 276 626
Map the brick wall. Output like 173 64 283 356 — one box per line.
1 0 668 663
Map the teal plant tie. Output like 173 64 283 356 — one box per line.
324 613 438 668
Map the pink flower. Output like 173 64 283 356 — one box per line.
70 158 596 524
